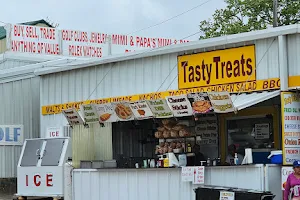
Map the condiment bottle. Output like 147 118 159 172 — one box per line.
212 159 217 166
164 157 169 168
207 158 211 166
187 143 192 153
234 153 239 165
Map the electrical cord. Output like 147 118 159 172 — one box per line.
231 38 276 104
126 0 214 35
86 30 202 101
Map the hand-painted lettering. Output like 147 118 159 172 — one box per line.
34 175 41 187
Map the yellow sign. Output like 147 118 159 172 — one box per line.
42 77 279 115
178 45 256 89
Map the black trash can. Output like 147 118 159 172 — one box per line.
195 186 221 200
233 189 275 200
195 186 275 200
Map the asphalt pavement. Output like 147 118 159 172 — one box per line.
0 194 12 200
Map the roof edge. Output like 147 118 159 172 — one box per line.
0 51 89 62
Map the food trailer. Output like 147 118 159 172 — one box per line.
34 24 300 200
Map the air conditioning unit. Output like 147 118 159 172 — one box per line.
63 125 72 137
63 125 72 160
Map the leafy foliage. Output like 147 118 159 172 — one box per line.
199 0 300 39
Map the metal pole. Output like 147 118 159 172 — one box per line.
107 35 112 56
273 0 278 27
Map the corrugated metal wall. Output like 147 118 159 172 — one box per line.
0 59 38 70
73 165 270 200
72 123 113 168
94 123 113 161
0 77 40 178
287 34 300 76
72 125 95 168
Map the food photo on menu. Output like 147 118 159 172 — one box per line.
113 102 134 121
187 92 213 114
95 103 118 122
129 100 154 120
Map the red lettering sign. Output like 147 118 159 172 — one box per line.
46 174 53 187
34 175 41 186
50 131 59 137
26 173 53 187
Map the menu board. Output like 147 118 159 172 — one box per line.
146 99 173 118
195 114 218 146
94 103 118 123
187 92 213 114
129 100 154 120
254 123 270 139
207 92 234 113
80 104 99 124
282 166 293 190
112 102 134 121
166 95 193 117
281 92 300 165
62 108 84 125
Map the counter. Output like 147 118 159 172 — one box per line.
72 164 282 200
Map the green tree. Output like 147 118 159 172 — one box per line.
199 0 300 39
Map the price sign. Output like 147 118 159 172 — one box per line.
181 167 194 182
193 166 205 184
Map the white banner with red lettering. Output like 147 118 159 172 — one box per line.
5 23 189 58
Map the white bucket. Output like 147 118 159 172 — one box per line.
267 150 282 159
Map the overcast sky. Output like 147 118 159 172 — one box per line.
0 0 226 41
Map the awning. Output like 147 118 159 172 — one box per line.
230 90 281 111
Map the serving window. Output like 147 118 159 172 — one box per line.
226 115 274 155
219 106 280 162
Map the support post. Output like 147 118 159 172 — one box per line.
278 35 288 91
273 0 278 27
